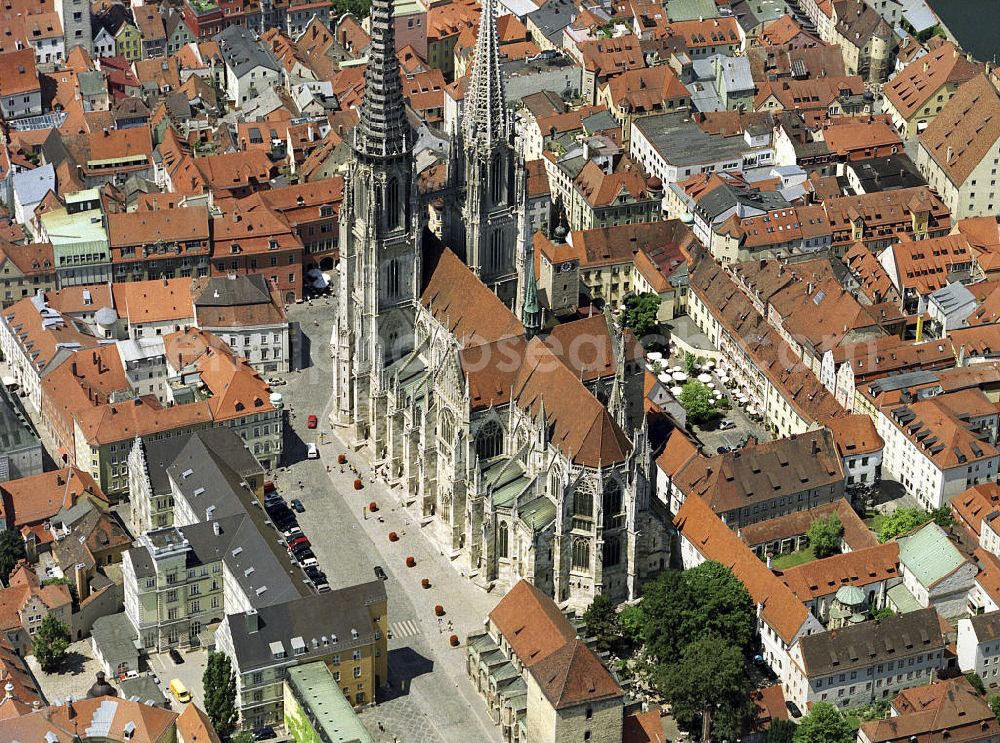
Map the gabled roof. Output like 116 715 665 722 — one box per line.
528 638 623 709
488 579 576 666
673 494 810 643
420 248 523 348
921 74 1000 187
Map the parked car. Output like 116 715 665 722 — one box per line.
282 526 303 538
300 556 319 568
288 535 310 549
307 414 318 429
316 583 331 593
168 649 184 665
252 726 277 741
291 498 305 513
374 565 388 581
718 419 737 430
263 480 276 494
306 442 319 459
291 546 315 561
169 679 190 703
305 566 326 583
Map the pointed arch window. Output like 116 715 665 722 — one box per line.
386 258 401 300
386 176 400 230
572 538 590 570
498 521 509 558
475 419 503 461
573 488 593 519
603 479 623 528
602 536 621 567
490 153 504 204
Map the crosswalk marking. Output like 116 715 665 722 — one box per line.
390 619 421 638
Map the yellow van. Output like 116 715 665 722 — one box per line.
169 678 191 703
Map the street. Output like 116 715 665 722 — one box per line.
272 298 502 743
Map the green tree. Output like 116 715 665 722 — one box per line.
767 719 797 743
618 603 643 651
877 507 931 543
33 613 70 672
807 514 844 558
640 561 755 663
333 0 371 18
872 606 895 620
931 506 955 529
678 380 720 424
793 702 855 743
655 635 753 741
203 652 239 741
989 694 1000 721
582 593 622 656
683 352 697 375
0 529 25 584
967 672 987 695
623 292 662 339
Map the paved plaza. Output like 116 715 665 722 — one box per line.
275 300 502 743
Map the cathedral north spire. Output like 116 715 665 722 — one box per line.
354 0 411 159
462 0 508 147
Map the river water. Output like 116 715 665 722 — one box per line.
927 0 1000 64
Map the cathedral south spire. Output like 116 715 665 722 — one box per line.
354 0 411 159
462 0 508 147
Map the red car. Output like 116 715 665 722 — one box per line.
288 535 311 549
307 414 318 429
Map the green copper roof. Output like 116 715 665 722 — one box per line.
897 522 967 589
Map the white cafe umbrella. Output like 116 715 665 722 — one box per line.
670 386 684 396
697 373 712 383
672 371 688 382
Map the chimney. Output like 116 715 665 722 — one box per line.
74 562 90 601
3 682 12 700
246 608 260 633
947 146 953 163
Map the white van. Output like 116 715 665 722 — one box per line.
306 443 319 459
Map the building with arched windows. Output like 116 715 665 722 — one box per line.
330 0 670 611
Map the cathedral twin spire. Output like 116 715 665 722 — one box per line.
354 0 412 159
463 0 509 147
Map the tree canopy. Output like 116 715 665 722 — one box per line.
877 507 941 542
807 514 843 558
678 380 720 424
583 594 623 656
793 702 855 743
0 529 25 584
656 635 753 741
204 652 239 742
33 613 70 672
640 561 755 664
623 293 662 339
333 0 371 18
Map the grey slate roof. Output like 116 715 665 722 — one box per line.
91 613 139 662
970 611 1000 643
0 385 39 456
194 274 272 307
214 26 281 78
798 608 944 676
633 112 749 168
224 581 387 672
140 436 191 496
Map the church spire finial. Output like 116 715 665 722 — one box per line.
354 0 411 158
463 0 508 146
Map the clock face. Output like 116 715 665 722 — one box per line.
560 262 574 272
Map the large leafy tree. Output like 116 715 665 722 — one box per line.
203 652 239 741
33 613 70 672
623 292 662 339
767 719 797 743
0 529 25 583
582 593 622 656
793 702 855 743
640 560 755 663
678 380 720 424
877 507 931 542
807 514 844 558
655 635 753 741
333 0 371 18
